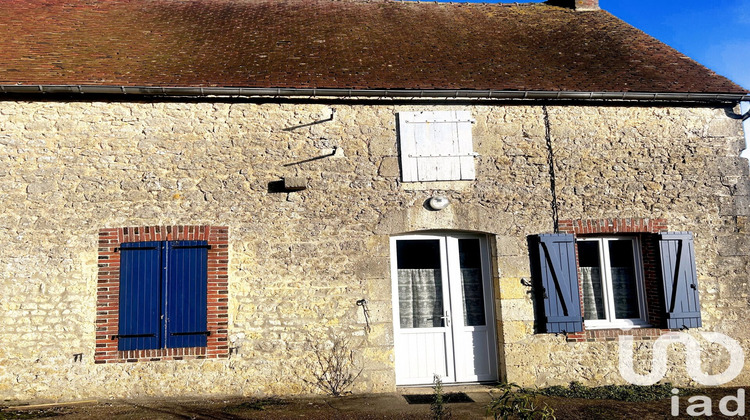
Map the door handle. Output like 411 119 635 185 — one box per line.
440 311 451 327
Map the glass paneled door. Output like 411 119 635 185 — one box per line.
391 233 498 385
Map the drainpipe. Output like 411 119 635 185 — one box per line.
741 101 750 163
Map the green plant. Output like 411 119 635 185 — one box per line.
534 381 679 402
486 383 555 420
303 332 363 397
430 374 452 420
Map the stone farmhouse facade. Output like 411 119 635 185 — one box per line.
1 0 749 401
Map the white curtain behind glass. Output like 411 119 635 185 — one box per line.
581 266 638 320
398 269 443 328
581 266 605 320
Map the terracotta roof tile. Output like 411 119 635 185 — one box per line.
0 0 745 93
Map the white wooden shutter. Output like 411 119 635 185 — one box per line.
397 111 475 182
397 112 419 182
455 111 476 180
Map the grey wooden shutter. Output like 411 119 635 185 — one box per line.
397 111 475 182
537 234 583 333
658 232 702 329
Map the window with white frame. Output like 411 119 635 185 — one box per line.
397 111 476 182
577 237 649 329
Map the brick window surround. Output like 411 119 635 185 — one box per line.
95 225 229 363
558 218 676 342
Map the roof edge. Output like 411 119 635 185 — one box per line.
1 85 748 103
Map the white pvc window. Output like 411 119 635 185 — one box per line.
397 111 476 182
577 237 649 329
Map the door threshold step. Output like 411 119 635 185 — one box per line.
403 392 474 404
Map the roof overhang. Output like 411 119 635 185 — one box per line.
1 85 749 104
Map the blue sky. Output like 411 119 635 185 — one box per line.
601 0 750 90
446 0 750 90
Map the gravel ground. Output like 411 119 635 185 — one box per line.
2 387 747 419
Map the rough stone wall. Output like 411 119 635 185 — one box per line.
0 100 747 401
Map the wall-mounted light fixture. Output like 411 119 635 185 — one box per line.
428 195 450 210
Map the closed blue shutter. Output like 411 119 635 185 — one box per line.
165 241 209 348
537 234 583 333
659 232 702 329
118 241 162 350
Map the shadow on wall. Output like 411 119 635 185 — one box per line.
526 235 548 334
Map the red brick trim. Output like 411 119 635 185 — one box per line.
95 225 229 363
557 218 667 235
557 218 674 342
565 327 675 342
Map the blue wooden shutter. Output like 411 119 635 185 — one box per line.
165 241 209 348
537 234 583 333
118 241 162 351
659 232 702 329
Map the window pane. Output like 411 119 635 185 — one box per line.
458 239 485 326
608 240 640 319
578 241 606 320
397 240 444 328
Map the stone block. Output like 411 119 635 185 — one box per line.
377 157 400 178
499 299 535 321
353 256 390 278
717 235 750 256
497 256 531 278
494 235 525 256
365 278 393 301
704 118 743 138
500 320 533 343
499 277 530 300
369 135 397 157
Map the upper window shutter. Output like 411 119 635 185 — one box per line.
537 234 583 333
165 241 209 348
454 111 476 180
118 241 162 351
658 232 702 329
397 112 419 182
397 111 475 182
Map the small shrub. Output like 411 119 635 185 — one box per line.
303 331 363 397
486 383 555 420
430 374 452 420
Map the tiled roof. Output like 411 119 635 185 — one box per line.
0 0 746 94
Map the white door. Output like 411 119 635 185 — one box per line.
391 233 498 385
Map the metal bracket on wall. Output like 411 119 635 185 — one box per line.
356 299 372 334
170 331 211 336
111 333 156 340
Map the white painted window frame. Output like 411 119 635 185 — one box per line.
397 111 476 182
578 236 650 330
